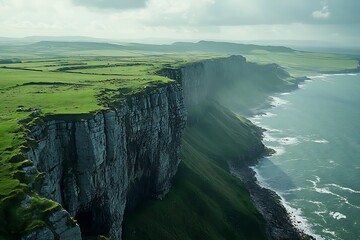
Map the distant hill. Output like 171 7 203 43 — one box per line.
0 39 296 58
172 40 294 53
24 40 295 54
125 40 295 54
29 41 126 50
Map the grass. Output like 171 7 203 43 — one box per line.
0 42 358 238
0 55 220 152
123 101 267 240
244 50 358 77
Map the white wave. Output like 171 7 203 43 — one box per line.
325 183 360 194
308 75 327 79
262 132 277 142
250 167 273 190
263 112 277 118
281 187 308 196
300 135 329 144
279 158 301 165
308 200 325 208
331 73 357 77
279 198 325 240
314 210 328 224
312 139 329 144
266 127 282 133
251 112 277 120
309 73 358 79
322 228 337 238
257 124 283 133
307 176 360 209
298 84 306 89
330 211 346 220
272 146 286 156
251 171 325 240
280 92 291 96
278 137 300 145
270 96 289 107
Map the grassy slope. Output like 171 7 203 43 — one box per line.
0 54 223 238
123 101 267 240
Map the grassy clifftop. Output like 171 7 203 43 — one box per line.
123 101 267 240
0 54 223 238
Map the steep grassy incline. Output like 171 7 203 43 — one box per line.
122 101 267 240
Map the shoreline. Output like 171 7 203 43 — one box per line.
231 76 316 240
229 161 314 240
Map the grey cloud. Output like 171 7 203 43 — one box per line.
199 0 360 26
72 0 148 9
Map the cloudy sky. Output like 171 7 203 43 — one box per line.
0 0 359 46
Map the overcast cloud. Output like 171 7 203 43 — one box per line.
72 0 148 9
0 0 359 46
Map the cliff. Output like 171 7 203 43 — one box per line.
18 55 296 240
123 57 304 240
159 55 297 113
22 84 186 239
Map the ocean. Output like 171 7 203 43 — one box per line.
250 73 360 240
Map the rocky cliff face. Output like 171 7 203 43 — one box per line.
24 84 186 239
159 55 247 107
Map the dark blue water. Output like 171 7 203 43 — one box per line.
251 74 360 240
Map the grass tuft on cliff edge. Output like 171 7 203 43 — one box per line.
122 100 267 240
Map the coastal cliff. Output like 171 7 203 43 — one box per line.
124 56 308 240
20 55 298 240
159 55 297 113
22 84 186 239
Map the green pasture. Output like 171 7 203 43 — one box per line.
245 50 358 76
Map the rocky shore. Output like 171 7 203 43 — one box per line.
230 161 314 240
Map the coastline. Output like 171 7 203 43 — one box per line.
229 161 314 240
239 71 360 240
230 76 316 240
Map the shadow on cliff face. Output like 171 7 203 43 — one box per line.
74 198 111 238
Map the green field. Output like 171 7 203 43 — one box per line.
0 41 358 239
244 50 358 77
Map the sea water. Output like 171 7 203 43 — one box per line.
251 74 360 240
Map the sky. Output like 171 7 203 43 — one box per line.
0 0 359 46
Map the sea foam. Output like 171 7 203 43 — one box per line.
330 212 346 220
251 170 325 240
278 137 300 145
270 96 289 107
325 183 360 194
